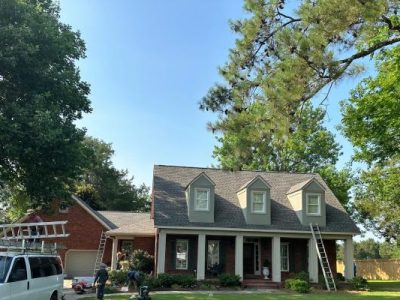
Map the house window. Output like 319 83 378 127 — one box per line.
207 240 220 269
306 193 321 216
176 239 189 270
281 243 289 272
194 188 210 211
251 191 266 213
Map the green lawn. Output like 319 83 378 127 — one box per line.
80 280 400 300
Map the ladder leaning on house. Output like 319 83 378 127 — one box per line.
310 224 337 291
93 231 107 277
0 221 69 253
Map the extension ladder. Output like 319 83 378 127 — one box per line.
0 221 69 253
93 231 107 277
310 224 337 291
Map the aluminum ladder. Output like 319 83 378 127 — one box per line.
93 231 107 277
0 221 69 253
310 224 337 291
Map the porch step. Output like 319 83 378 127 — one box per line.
242 279 280 289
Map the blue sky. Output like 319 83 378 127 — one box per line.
59 0 368 188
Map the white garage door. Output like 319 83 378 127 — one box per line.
65 250 97 277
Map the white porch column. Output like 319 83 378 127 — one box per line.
235 235 243 280
197 234 206 280
308 238 319 283
272 236 281 282
111 237 119 270
344 238 354 280
157 231 166 274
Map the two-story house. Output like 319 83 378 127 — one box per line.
152 165 359 284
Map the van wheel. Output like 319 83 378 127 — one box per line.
50 292 57 300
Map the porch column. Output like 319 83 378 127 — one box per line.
157 231 166 274
344 237 354 280
111 237 119 270
235 235 243 280
308 238 319 283
197 234 206 280
272 236 281 282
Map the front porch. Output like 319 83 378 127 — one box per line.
156 230 355 283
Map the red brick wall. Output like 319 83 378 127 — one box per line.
324 239 337 276
31 200 112 267
133 237 155 256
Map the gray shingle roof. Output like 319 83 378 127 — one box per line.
98 211 154 235
153 165 359 234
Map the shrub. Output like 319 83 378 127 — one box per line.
289 271 309 282
174 274 196 288
336 272 345 281
350 276 368 290
142 274 161 289
108 270 128 286
285 278 310 293
129 249 154 274
157 273 175 288
218 273 241 287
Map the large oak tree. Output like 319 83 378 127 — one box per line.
0 0 91 208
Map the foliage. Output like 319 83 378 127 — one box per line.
129 249 154 274
141 274 161 289
336 273 345 282
350 276 369 291
262 259 271 268
157 274 175 288
285 278 310 293
354 239 381 259
108 270 128 286
218 273 241 287
289 271 309 282
0 0 91 208
201 0 400 137
341 45 400 241
74 137 150 212
379 242 400 259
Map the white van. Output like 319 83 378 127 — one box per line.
0 252 64 300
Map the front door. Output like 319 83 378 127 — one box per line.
243 243 254 275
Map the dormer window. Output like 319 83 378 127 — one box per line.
251 191 266 213
306 193 321 216
194 188 210 211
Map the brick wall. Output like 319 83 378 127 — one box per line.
32 200 112 267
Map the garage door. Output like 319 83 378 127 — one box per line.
65 250 97 277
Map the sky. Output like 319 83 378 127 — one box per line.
59 0 367 189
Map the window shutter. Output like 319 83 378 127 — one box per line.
170 239 176 270
289 243 295 273
219 240 225 272
188 239 197 271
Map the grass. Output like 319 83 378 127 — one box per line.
80 280 400 300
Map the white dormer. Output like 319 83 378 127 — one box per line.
237 175 271 225
185 172 215 223
287 178 326 226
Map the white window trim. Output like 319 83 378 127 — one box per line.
251 190 266 214
176 239 189 270
281 243 289 272
306 193 321 216
194 188 210 211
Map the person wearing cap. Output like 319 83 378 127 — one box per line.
94 263 109 300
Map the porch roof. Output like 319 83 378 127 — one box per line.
98 211 155 236
152 165 359 234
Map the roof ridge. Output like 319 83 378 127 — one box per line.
154 164 318 175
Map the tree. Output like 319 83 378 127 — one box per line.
202 0 400 135
0 0 91 208
354 239 381 260
74 137 150 212
203 89 353 208
341 46 400 241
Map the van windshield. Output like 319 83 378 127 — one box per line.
0 256 12 283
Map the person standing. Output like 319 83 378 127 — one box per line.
94 263 109 300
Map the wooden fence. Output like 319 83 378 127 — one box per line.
337 259 400 280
